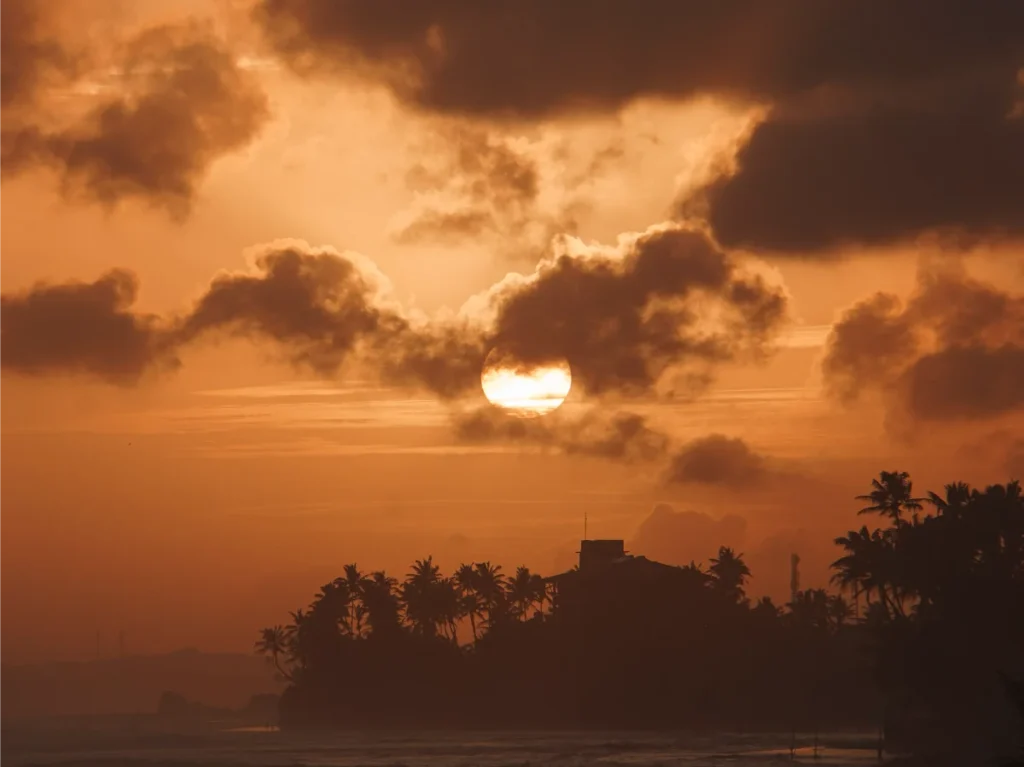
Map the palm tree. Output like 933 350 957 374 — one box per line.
857 471 924 527
401 557 449 638
473 561 509 629
926 481 972 519
752 596 780 622
311 578 352 634
826 594 853 630
284 608 311 669
435 577 462 643
507 566 546 620
832 525 901 619
343 564 371 637
254 625 293 681
709 546 751 602
361 571 402 637
454 563 484 643
787 589 830 630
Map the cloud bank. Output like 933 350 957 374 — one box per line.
1 226 788 401
255 0 1024 253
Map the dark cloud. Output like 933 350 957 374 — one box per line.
453 406 777 490
0 0 80 109
629 504 747 567
172 242 487 398
0 270 174 384
681 76 1024 253
665 434 768 487
453 407 669 463
253 1 1021 118
487 226 788 395
821 293 919 403
0 227 786 399
254 1 1024 252
1 23 270 219
822 267 1024 423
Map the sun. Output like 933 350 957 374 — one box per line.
481 349 572 417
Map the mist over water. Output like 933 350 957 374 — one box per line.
1 724 883 766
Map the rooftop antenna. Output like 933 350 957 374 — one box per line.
584 511 588 541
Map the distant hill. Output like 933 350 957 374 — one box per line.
1 648 283 719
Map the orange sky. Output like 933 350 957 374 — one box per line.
3 0 1023 663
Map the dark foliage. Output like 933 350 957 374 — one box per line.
257 474 1024 759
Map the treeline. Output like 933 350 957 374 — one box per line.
256 473 1023 758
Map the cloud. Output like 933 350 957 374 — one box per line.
453 407 669 463
453 406 779 491
0 270 175 384
680 75 1024 253
253 1 1024 252
485 225 789 395
629 504 747 567
396 127 540 243
822 265 1024 423
665 434 768 487
172 241 487 398
1 22 270 219
0 226 787 401
393 127 620 258
253 1 1021 118
0 0 80 109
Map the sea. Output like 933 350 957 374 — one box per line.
0 721 889 767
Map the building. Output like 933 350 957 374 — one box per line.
578 539 627 572
545 539 711 619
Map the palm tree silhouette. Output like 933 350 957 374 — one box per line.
507 566 546 620
473 561 509 628
254 625 293 681
400 557 461 639
857 470 925 527
343 564 371 637
454 563 484 643
826 594 852 630
927 481 973 518
361 571 402 637
709 546 751 602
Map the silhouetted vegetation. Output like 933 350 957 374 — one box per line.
257 473 1023 761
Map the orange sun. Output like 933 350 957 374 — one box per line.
480 350 572 417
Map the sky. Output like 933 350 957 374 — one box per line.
2 0 1023 663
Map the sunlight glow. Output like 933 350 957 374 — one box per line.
481 353 572 417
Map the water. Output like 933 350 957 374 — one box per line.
1 722 886 766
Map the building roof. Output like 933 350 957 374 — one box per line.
544 554 686 583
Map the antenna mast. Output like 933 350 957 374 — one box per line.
584 511 588 541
